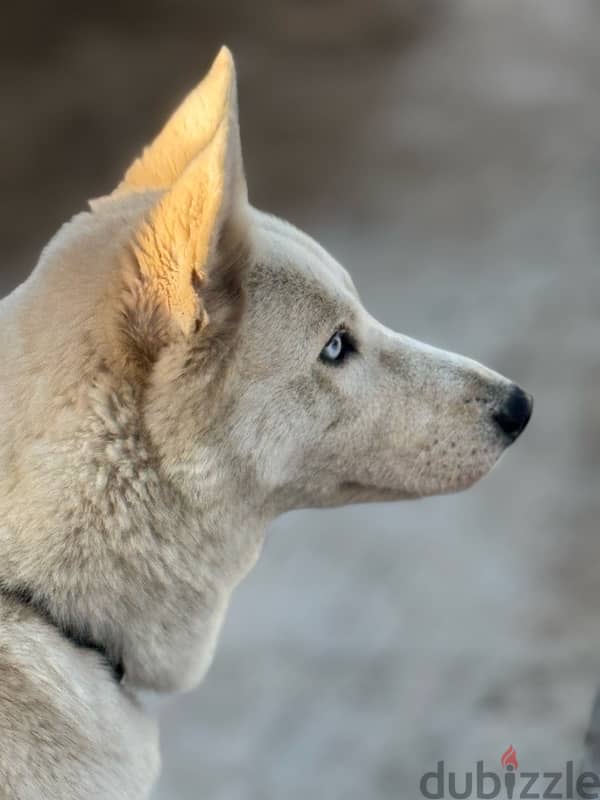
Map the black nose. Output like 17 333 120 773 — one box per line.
493 385 533 442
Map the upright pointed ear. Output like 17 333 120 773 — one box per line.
118 53 249 366
99 46 238 204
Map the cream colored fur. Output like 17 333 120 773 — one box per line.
0 47 530 799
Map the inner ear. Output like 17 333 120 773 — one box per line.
115 50 249 369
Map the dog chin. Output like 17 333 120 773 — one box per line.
429 454 504 497
333 450 502 504
349 466 501 504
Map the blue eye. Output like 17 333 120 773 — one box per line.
320 330 356 364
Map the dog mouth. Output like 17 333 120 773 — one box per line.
337 444 502 502
338 481 420 503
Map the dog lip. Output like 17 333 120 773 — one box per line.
339 481 418 501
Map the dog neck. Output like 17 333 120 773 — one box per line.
0 373 267 693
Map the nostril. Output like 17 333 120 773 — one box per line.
492 385 533 442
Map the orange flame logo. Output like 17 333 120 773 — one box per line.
500 745 519 770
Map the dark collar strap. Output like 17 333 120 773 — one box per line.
0 584 124 682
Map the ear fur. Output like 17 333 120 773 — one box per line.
116 48 249 368
123 46 238 194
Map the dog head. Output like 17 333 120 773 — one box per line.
94 47 531 514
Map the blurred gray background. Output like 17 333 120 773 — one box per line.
2 1 600 797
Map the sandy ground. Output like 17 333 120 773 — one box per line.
2 1 600 797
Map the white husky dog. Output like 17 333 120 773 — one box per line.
0 47 532 799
